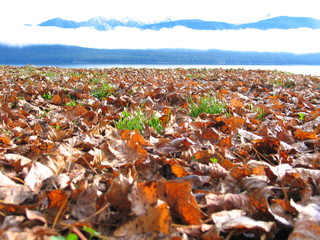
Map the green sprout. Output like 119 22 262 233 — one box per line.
256 108 265 120
42 92 52 100
248 104 265 120
116 109 163 133
52 124 61 130
210 158 219 163
45 72 56 78
298 112 306 120
91 82 114 100
65 100 77 107
66 233 78 240
188 95 226 117
83 226 107 239
147 114 164 133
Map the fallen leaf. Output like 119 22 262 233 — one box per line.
294 129 317 141
253 137 280 155
24 162 54 192
105 174 132 211
0 185 33 205
205 192 250 213
75 185 97 223
46 189 68 223
129 181 159 216
220 216 275 237
160 179 202 225
0 135 12 145
114 201 171 237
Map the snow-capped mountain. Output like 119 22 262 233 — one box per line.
37 16 320 31
38 16 144 31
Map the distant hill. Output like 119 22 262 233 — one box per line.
37 16 320 31
141 19 235 30
38 18 80 29
239 16 320 30
1 44 320 66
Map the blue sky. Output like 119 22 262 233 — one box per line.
2 0 319 24
1 0 320 53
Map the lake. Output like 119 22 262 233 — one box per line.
56 64 320 76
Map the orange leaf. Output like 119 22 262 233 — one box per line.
252 166 266 175
230 99 244 108
0 135 12 145
189 121 212 131
114 203 171 236
194 150 212 163
51 94 62 105
47 190 68 223
279 150 292 164
121 129 150 145
162 107 172 115
161 179 201 225
249 187 272 213
47 190 68 210
127 139 148 158
218 137 232 148
131 131 151 146
294 129 317 141
131 181 159 212
171 164 189 178
198 128 220 143
230 166 251 180
72 104 88 117
120 129 132 140
159 114 170 126
217 157 235 171
225 117 246 131
253 137 280 154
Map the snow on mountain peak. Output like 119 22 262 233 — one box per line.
36 16 320 31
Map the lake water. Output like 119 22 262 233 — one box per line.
57 64 320 76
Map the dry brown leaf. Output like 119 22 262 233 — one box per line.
0 185 33 205
75 185 97 222
26 209 47 225
114 201 171 237
191 162 228 179
253 137 280 155
0 171 18 186
211 209 246 229
205 192 250 213
220 216 275 237
24 162 54 192
289 220 320 240
289 197 320 239
105 174 132 211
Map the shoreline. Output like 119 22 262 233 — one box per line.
1 64 320 76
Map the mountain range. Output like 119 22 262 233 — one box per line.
37 16 320 31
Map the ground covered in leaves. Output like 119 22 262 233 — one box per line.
0 65 319 240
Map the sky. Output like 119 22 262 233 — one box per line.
1 0 320 53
